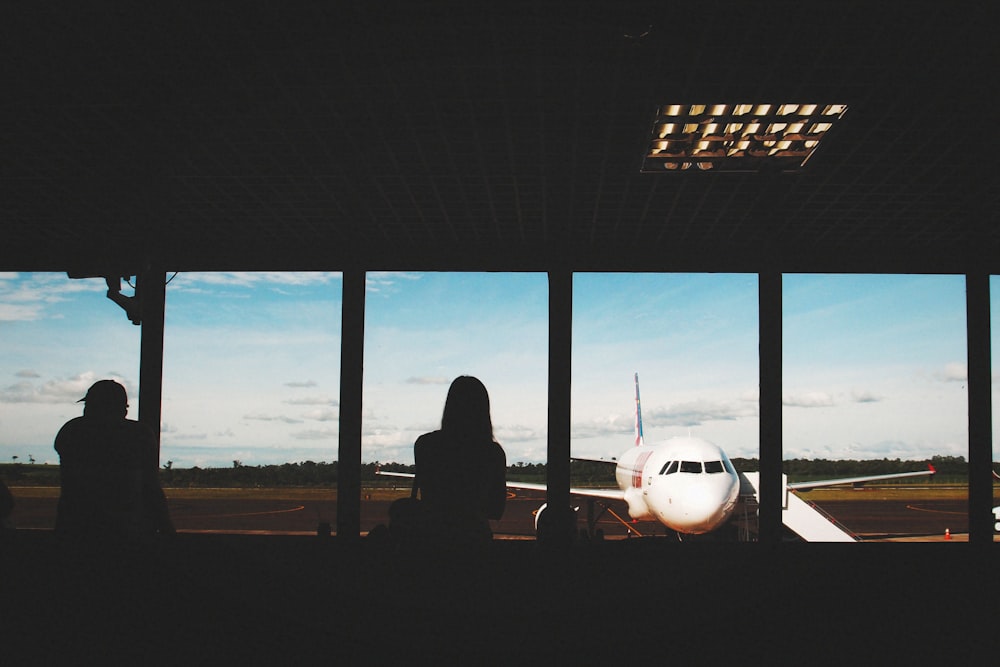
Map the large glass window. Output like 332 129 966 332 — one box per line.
161 272 342 469
783 274 967 541
362 272 548 466
990 275 1000 534
1 272 141 530
572 273 760 459
572 273 759 538
0 272 140 466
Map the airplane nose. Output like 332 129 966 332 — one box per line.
678 498 724 531
664 481 735 533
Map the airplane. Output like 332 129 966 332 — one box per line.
379 373 938 541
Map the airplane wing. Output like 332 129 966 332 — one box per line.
787 465 936 491
505 479 627 501
570 456 618 465
375 470 415 480
375 469 626 501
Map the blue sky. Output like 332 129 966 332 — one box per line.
0 271 985 468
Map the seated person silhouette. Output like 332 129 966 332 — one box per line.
402 376 506 549
54 380 174 544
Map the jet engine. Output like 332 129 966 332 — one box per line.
533 503 580 534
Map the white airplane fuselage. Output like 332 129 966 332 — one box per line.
614 436 741 534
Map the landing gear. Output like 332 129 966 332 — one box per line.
582 498 642 539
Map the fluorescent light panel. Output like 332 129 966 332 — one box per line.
642 103 848 172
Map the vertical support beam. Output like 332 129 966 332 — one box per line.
758 272 783 546
337 269 365 541
539 269 575 546
138 267 166 461
965 272 993 548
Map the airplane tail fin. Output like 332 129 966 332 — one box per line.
634 372 644 447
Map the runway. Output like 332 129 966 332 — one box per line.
6 486 993 541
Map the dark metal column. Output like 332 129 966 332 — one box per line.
539 269 576 546
337 269 365 540
758 272 783 545
137 267 166 460
965 272 994 548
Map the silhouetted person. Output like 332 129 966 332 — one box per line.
409 376 506 548
54 380 174 544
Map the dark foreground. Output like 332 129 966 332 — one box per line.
2 529 997 663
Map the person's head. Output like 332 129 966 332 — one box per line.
79 380 128 420
441 376 494 443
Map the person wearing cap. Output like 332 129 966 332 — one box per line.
54 379 174 542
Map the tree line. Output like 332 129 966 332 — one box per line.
0 455 976 488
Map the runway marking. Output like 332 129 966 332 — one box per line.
178 505 306 519
905 504 965 516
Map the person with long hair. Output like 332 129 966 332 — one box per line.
410 376 506 544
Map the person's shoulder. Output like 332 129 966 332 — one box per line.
489 440 506 462
58 416 86 429
415 430 444 446
55 416 87 438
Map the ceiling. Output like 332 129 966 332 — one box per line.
2 1 996 274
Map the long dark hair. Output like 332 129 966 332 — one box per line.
440 376 495 444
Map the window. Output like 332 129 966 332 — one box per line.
660 460 678 475
705 460 725 473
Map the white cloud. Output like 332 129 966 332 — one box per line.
285 396 338 406
495 424 546 444
783 392 837 408
0 303 45 322
569 397 756 441
405 376 450 385
851 390 882 403
645 399 756 426
366 272 423 294
171 432 209 441
285 380 318 388
938 362 967 383
181 272 341 289
363 427 417 448
291 428 338 441
301 407 338 422
572 415 632 440
243 412 303 424
0 372 133 405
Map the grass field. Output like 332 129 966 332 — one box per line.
793 486 977 501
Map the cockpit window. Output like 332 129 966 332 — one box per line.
679 460 703 473
660 460 678 475
704 460 725 473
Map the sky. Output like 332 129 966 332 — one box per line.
0 271 989 468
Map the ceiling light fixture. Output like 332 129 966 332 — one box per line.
642 103 848 173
